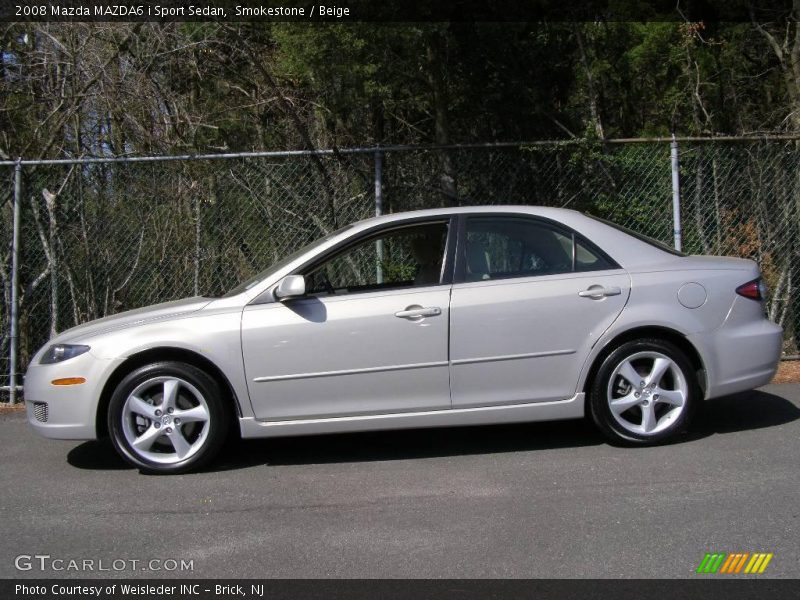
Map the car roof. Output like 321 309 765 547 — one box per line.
352 205 580 228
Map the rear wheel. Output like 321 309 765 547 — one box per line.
108 361 229 474
590 339 698 444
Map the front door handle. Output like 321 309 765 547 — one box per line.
578 286 622 299
395 306 442 319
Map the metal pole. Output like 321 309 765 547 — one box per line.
670 134 682 251
9 159 22 404
374 149 384 284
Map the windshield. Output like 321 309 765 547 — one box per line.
588 214 686 257
220 224 354 298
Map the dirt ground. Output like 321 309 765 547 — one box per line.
3 361 799 414
771 359 800 384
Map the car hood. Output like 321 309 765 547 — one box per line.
52 297 213 344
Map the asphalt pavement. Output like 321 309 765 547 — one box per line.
1 384 798 579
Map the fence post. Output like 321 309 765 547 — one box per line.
670 134 682 251
374 149 384 284
9 159 22 404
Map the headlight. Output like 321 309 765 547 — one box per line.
40 344 91 364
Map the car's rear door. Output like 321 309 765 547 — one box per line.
449 215 630 408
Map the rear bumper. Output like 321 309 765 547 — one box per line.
689 317 782 399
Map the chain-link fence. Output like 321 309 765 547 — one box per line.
2 138 798 401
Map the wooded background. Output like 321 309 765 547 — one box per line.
2 20 800 393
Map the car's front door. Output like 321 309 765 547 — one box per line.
242 219 454 421
449 215 630 408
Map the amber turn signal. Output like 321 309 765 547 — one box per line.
50 377 87 386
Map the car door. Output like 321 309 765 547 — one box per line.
242 219 455 421
449 215 630 408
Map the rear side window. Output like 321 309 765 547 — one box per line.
462 217 614 282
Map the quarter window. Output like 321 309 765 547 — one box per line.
575 239 612 271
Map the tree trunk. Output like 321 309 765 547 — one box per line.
426 29 458 206
574 25 605 140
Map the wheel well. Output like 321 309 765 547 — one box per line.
582 326 707 401
95 347 242 438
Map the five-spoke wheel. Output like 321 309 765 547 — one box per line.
590 339 698 444
108 362 228 473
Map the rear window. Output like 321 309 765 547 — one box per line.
588 215 686 257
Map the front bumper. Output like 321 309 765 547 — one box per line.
24 352 122 440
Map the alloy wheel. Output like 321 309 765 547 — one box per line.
606 351 688 436
120 376 211 465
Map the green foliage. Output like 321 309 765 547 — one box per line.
380 259 416 283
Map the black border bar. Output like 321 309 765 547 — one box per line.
2 0 796 23
4 579 800 600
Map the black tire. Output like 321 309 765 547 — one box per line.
589 338 699 445
107 361 229 474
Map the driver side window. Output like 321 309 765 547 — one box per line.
304 222 448 296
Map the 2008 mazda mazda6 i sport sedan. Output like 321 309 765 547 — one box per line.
25 206 783 473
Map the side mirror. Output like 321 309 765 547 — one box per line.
274 275 306 301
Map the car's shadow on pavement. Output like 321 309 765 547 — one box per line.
217 417 606 470
66 388 800 472
690 388 800 437
67 437 130 470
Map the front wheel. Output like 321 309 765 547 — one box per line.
108 361 229 474
589 339 699 445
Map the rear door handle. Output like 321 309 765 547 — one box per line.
578 286 622 299
395 306 442 319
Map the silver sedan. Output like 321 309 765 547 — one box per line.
25 206 783 473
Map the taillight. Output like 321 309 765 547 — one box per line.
736 278 766 301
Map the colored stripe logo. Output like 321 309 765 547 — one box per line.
696 552 773 574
